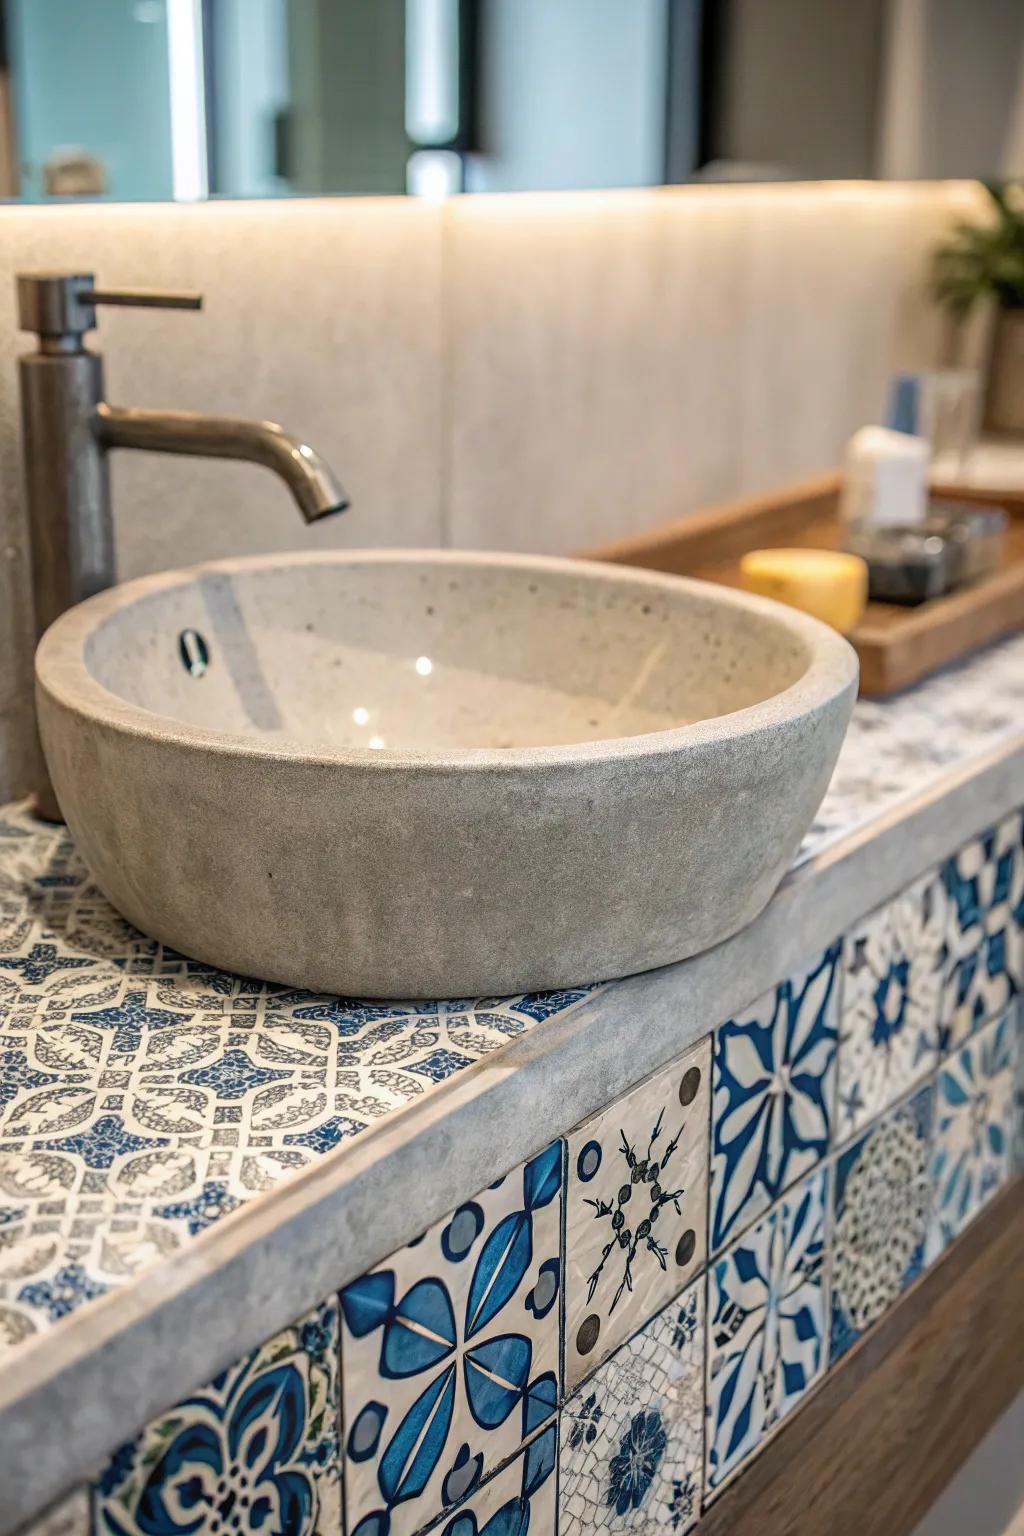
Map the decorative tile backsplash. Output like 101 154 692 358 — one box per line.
836 873 945 1144
705 1165 829 1496
926 1009 1018 1264
7 799 1024 1535
941 813 1023 1047
830 1082 932 1364
710 946 838 1253
338 1140 563 1536
559 1278 704 1535
94 1298 341 1536
563 1040 709 1392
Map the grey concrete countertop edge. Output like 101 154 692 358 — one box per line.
4 733 1024 1532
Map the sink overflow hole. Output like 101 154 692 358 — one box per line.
178 629 210 678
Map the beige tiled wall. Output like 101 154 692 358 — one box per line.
0 181 981 798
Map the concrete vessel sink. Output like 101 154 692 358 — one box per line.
36 550 857 997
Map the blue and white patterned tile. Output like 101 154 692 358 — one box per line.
0 804 592 1354
830 1081 933 1365
926 1010 1018 1264
91 1296 340 1536
794 633 1024 867
710 946 839 1254
836 873 946 1144
423 1424 558 1536
560 1277 704 1536
564 1039 709 1393
941 812 1024 1049
339 1140 563 1536
705 1165 829 1497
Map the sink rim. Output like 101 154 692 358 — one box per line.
36 548 859 771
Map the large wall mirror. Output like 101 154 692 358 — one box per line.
1 0 1022 203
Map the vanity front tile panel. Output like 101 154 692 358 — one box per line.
339 1141 563 1536
564 1039 710 1393
836 873 946 1144
710 946 839 1254
705 1166 829 1497
830 1082 932 1364
926 1010 1018 1263
91 1297 341 1536
941 812 1023 1048
424 1424 558 1536
559 1276 704 1536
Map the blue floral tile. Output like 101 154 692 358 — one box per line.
340 1142 563 1536
424 1423 557 1536
560 1277 704 1534
91 1297 340 1535
830 1082 933 1364
710 947 839 1253
926 1010 1018 1263
706 1165 828 1496
836 873 946 1143
941 812 1024 1048
564 1038 710 1391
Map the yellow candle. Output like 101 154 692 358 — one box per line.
740 548 868 635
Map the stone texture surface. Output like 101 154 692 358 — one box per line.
0 182 985 801
35 549 856 997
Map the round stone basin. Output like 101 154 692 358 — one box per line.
36 550 858 997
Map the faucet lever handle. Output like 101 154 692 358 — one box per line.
16 272 201 343
85 287 203 312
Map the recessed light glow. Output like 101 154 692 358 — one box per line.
415 656 433 676
368 735 385 750
352 706 370 726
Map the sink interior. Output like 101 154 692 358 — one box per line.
82 557 812 752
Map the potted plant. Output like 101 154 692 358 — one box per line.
933 182 1024 434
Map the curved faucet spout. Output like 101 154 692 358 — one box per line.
95 403 348 523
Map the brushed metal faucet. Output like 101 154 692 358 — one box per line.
16 270 349 817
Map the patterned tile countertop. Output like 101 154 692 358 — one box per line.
1 631 1024 1366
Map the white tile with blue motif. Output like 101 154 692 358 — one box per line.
339 1140 563 1536
559 1276 705 1535
705 1165 829 1497
423 1425 558 1536
710 946 839 1255
941 811 1023 1048
926 1009 1018 1263
830 1080 933 1364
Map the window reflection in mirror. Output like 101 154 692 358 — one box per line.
0 0 1021 204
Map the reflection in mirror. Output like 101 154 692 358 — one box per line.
0 0 1022 204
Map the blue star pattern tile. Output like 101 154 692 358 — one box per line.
830 1082 933 1364
423 1424 558 1536
710 947 839 1254
926 1010 1018 1263
0 804 593 1356
706 1166 828 1496
836 873 946 1143
564 1039 710 1392
92 1297 341 1536
560 1277 704 1535
941 812 1024 1048
340 1141 563 1536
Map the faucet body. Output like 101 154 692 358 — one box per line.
16 271 348 817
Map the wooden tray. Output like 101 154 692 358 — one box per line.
588 469 1024 696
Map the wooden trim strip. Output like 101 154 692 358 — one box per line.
696 1176 1024 1536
